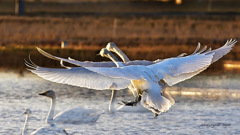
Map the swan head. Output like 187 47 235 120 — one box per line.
98 48 110 58
39 90 55 98
106 42 117 52
23 108 32 115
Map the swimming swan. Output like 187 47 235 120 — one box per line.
25 39 237 116
22 108 69 135
39 90 101 124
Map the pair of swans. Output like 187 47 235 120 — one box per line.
22 90 102 135
25 39 237 117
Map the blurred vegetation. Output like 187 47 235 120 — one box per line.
0 0 239 71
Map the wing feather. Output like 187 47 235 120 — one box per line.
37 47 118 67
207 39 237 63
149 39 237 86
26 62 130 90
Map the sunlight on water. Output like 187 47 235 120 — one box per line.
0 71 240 134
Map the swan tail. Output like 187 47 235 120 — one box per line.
141 92 174 114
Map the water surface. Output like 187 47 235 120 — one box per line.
0 71 239 135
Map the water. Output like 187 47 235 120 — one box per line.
0 71 240 135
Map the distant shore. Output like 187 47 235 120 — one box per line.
0 14 239 71
0 15 239 47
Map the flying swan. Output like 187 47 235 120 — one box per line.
34 42 200 112
25 39 237 116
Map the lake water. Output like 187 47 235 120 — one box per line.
0 71 240 135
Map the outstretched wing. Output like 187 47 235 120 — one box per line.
37 47 154 67
84 52 214 83
36 47 118 67
25 61 130 90
148 39 237 86
148 52 215 86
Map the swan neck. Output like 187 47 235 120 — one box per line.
113 47 130 63
22 114 29 135
107 53 123 67
46 96 56 124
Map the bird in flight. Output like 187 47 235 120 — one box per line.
25 39 237 117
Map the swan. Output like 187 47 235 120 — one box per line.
25 39 237 116
98 48 149 112
102 44 174 116
22 108 69 135
22 108 31 135
35 45 143 112
39 90 102 124
34 42 176 112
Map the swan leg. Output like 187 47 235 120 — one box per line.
109 90 117 112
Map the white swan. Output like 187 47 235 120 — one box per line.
22 108 68 135
98 48 148 112
22 108 31 135
25 39 237 116
39 90 101 124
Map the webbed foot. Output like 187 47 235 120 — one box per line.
154 113 159 118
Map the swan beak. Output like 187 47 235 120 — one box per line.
39 91 47 96
22 108 31 115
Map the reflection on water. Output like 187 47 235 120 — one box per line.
0 71 240 134
224 60 240 73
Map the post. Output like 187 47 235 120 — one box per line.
112 18 118 38
61 41 68 48
15 0 24 16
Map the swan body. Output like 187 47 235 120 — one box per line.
26 39 237 115
39 90 101 124
30 124 68 135
53 107 100 124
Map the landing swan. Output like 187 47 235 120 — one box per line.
22 108 69 135
39 90 102 124
25 39 237 116
34 42 180 112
